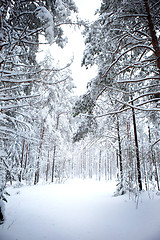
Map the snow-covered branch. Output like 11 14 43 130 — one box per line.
1 104 29 111
0 94 40 102
129 92 160 103
118 76 160 83
103 45 155 78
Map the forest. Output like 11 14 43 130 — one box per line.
0 0 160 232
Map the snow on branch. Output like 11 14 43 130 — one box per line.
118 76 160 83
111 96 160 112
117 59 156 75
129 92 160 103
88 98 160 118
103 45 155 78
151 138 160 150
134 30 152 39
1 78 41 83
3 115 31 131
0 94 40 102
36 6 54 44
42 76 69 85
118 14 148 18
55 21 86 28
0 129 40 144
0 85 29 92
150 0 160 10
1 104 29 111
137 98 160 106
131 84 160 93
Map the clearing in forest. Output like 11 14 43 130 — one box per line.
0 179 160 240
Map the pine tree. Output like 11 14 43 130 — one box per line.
74 0 160 192
0 0 78 221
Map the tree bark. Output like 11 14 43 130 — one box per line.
46 149 50 182
144 0 160 71
148 125 160 191
51 114 60 182
34 121 45 185
89 151 93 179
24 143 29 170
131 100 142 191
19 140 25 182
116 115 123 188
99 149 102 181
51 145 56 182
105 153 107 181
0 207 4 224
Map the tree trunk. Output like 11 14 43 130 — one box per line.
152 152 160 191
0 207 4 224
89 151 93 179
144 0 160 71
34 121 45 185
105 153 107 181
24 143 29 170
46 149 50 182
71 145 74 178
148 125 160 191
116 115 123 188
99 149 101 181
19 140 25 182
82 147 86 179
131 100 142 191
127 120 133 190
116 149 119 181
51 145 56 182
34 161 40 185
51 114 61 182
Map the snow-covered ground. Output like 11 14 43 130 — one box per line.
0 179 160 240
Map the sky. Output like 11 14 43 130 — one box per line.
66 0 101 95
74 0 101 20
51 0 101 95
37 0 101 95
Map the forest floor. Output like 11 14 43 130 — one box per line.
0 179 160 240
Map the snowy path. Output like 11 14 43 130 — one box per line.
0 180 160 240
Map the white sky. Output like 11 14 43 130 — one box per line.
67 0 101 95
64 29 98 96
74 0 101 20
38 0 101 95
52 0 101 95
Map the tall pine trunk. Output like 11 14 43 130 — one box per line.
144 0 160 71
148 126 160 191
131 100 142 191
19 140 25 182
116 115 123 189
51 114 60 182
34 121 45 185
99 149 102 181
46 149 50 182
51 146 56 182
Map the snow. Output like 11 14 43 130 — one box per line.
0 179 160 240
36 6 54 44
